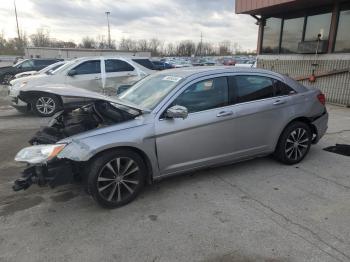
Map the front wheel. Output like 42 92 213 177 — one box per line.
274 121 312 165
32 94 60 117
87 150 146 208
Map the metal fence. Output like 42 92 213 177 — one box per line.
257 54 350 106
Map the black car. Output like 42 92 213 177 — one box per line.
0 58 61 85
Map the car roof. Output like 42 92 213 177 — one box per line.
154 66 283 79
153 66 308 93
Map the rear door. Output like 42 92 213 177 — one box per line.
228 74 294 154
66 60 103 93
104 59 140 96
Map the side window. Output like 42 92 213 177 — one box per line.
105 59 134 72
172 77 229 113
233 75 274 103
34 60 53 67
18 60 34 68
274 80 295 96
73 60 101 75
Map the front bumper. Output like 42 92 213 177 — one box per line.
13 160 74 191
11 97 29 111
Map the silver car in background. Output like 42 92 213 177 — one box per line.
13 67 328 208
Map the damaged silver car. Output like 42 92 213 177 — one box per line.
13 67 328 208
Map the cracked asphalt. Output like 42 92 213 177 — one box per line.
0 85 350 262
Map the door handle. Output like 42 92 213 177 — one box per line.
273 100 286 105
94 77 101 80
217 111 233 117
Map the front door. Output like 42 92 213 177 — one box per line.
66 60 103 93
155 76 235 175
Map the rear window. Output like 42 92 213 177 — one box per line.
132 59 154 70
33 60 57 66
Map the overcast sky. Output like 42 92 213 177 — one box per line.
0 0 258 51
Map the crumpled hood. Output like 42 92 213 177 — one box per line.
10 73 50 85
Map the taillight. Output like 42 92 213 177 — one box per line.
317 93 326 105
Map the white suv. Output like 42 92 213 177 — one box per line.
8 57 153 116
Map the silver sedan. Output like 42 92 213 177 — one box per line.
14 67 328 208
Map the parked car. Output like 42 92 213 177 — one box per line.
220 57 236 66
235 60 257 68
14 61 66 79
151 60 174 70
192 58 216 66
0 58 62 85
13 67 328 208
8 57 153 117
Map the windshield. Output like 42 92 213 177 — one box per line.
39 62 65 74
50 59 79 74
119 74 182 110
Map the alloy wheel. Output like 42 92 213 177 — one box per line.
35 97 56 115
285 128 309 161
97 157 141 203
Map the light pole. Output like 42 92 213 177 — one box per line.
105 11 111 49
14 0 21 49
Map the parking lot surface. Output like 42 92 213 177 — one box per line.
0 85 350 262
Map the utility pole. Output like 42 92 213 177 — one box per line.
13 0 22 50
105 11 111 49
14 0 21 47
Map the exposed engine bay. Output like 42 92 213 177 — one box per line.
30 100 137 145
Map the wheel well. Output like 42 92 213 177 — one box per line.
276 117 317 150
289 117 317 138
20 91 63 108
87 146 154 184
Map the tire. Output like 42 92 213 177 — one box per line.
274 121 312 165
32 94 60 117
87 149 146 208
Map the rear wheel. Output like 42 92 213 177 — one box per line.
87 150 146 208
32 94 60 117
274 121 312 165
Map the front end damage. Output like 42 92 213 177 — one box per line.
13 100 140 192
13 160 75 191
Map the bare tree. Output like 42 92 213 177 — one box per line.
119 38 137 51
30 28 51 47
80 36 96 49
177 40 196 56
148 38 163 56
137 39 149 51
219 40 231 56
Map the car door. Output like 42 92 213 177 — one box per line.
227 74 293 154
104 59 140 96
155 76 237 175
66 60 103 93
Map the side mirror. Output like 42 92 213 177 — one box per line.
67 69 77 76
166 105 188 119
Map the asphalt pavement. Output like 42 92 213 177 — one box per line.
0 85 350 262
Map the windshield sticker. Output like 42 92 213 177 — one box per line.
162 76 182 82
